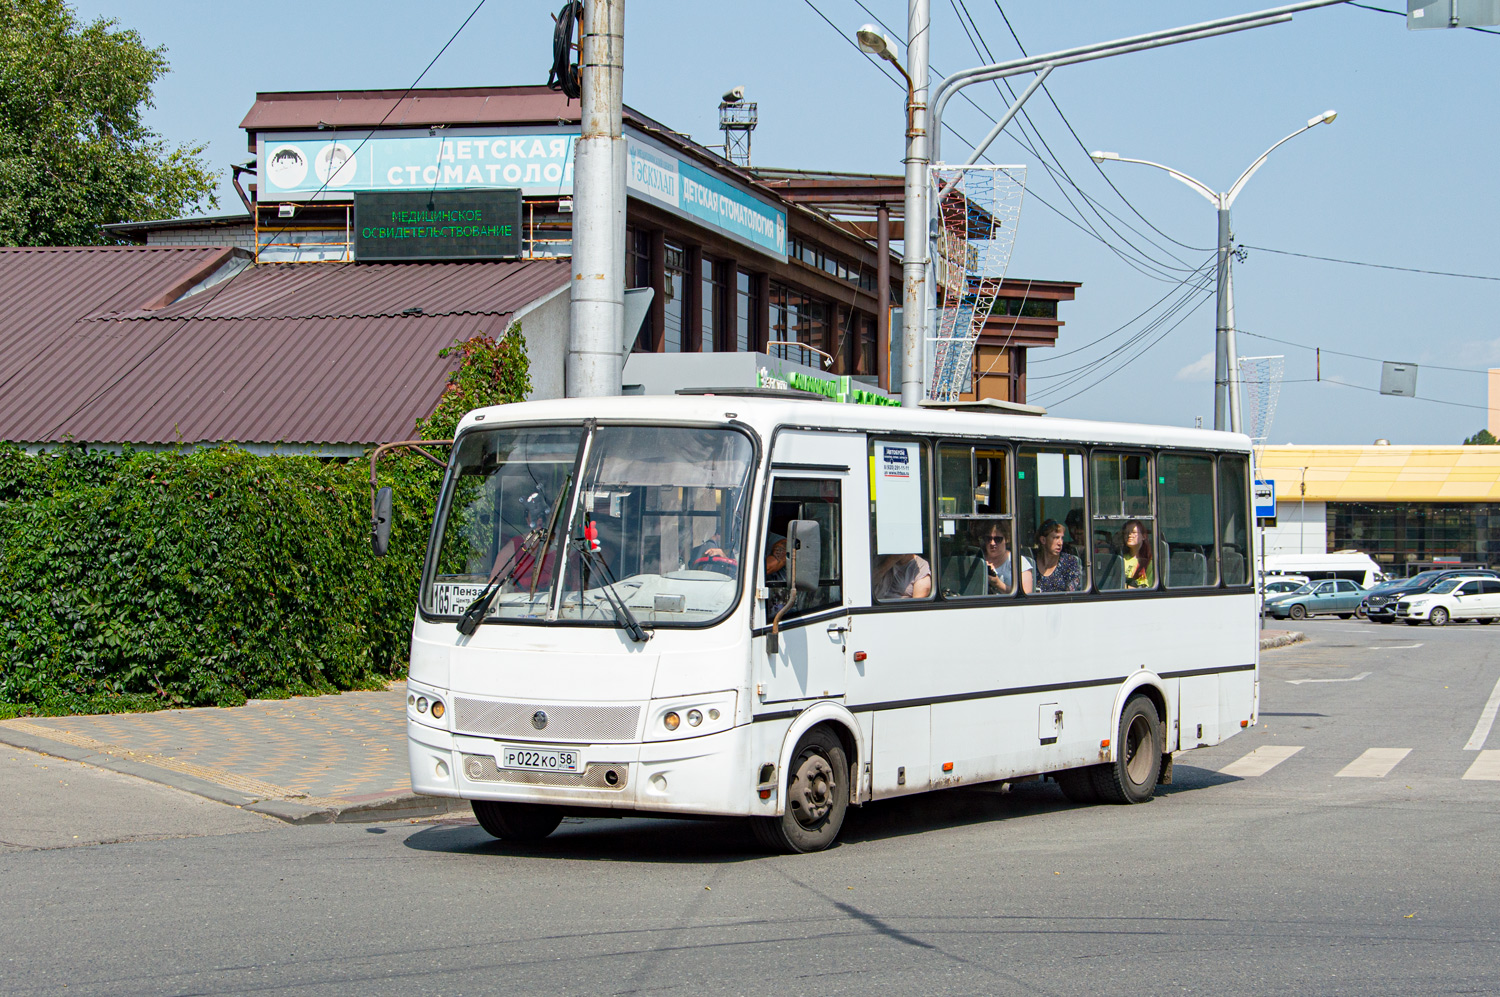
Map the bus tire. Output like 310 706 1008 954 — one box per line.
1054 767 1101 804
1092 696 1163 805
752 727 848 854
471 801 563 842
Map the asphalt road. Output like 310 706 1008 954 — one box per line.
4 620 1499 996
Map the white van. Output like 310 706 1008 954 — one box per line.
1262 552 1384 589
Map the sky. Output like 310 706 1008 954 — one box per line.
73 1 1500 444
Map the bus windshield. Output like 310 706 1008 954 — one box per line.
557 425 755 628
422 423 754 627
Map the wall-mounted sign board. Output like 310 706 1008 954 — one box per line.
353 189 522 261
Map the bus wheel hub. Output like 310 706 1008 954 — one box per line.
791 754 834 823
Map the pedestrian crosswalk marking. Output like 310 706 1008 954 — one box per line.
1219 744 1303 777
1463 675 1500 751
1335 747 1411 778
1462 750 1500 781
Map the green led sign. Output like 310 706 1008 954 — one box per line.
353 189 522 261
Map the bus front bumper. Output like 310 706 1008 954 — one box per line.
407 718 761 817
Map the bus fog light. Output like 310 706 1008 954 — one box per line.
417 697 428 713
435 759 449 779
430 699 445 719
407 694 416 707
663 712 680 731
604 769 619 786
708 709 720 721
686 709 703 727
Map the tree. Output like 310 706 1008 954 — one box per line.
0 0 217 246
416 323 534 440
1463 428 1497 445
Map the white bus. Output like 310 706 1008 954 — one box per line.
386 393 1259 853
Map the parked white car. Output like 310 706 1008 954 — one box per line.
1394 577 1500 626
1261 575 1310 597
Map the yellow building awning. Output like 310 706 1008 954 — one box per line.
1255 445 1500 503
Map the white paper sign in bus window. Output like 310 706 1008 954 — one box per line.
874 441 923 553
1037 451 1083 497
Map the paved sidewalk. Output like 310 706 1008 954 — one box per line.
0 631 1308 824
0 685 459 824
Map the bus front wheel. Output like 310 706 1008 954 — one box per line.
1092 696 1163 804
471 801 563 842
752 727 849 854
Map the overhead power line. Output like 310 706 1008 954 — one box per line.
1238 327 1495 376
1242 245 1500 282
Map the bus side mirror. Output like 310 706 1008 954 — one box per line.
786 519 821 594
371 486 393 557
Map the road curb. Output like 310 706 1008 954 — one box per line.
0 724 462 825
1259 630 1306 650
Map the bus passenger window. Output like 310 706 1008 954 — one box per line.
1218 455 1251 585
764 478 843 620
1159 454 1218 588
1090 451 1155 591
870 440 933 601
937 445 1023 597
1017 447 1086 594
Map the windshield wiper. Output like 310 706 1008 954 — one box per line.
570 530 651 643
456 471 573 637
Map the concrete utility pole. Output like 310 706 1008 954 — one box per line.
566 0 626 398
900 0 930 408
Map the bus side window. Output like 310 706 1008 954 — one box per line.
1217 455 1251 585
937 445 1015 598
764 478 843 620
1017 446 1087 594
870 440 934 602
1159 454 1218 588
1090 451 1155 592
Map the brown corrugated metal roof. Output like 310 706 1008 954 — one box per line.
0 248 570 446
240 86 581 134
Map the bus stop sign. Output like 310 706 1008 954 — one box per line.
1253 479 1276 520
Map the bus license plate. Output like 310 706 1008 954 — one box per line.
500 746 579 773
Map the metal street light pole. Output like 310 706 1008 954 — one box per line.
1091 109 1336 432
857 8 928 408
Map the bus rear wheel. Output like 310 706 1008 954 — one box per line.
752 728 849 854
471 801 563 842
1092 696 1163 804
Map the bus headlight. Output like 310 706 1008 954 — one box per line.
646 693 737 742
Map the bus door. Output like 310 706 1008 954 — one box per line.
753 432 866 706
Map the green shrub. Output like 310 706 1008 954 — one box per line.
0 324 530 713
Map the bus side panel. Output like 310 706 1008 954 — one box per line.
870 706 930 798
1219 669 1256 735
1179 674 1220 748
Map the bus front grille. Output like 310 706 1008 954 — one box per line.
450 696 642 742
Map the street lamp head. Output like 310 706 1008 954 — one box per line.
856 24 899 63
1089 151 1119 163
1309 109 1337 127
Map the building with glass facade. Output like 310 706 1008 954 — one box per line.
1255 445 1500 573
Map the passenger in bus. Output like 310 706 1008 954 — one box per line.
1119 519 1155 589
1064 508 1089 561
873 553 932 600
1033 519 1083 592
494 490 558 590
970 523 1033 594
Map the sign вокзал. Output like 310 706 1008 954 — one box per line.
353 190 522 261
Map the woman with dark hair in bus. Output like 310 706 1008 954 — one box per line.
1034 519 1083 593
1119 518 1155 589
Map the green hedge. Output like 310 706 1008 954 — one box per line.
0 443 440 712
0 326 532 715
